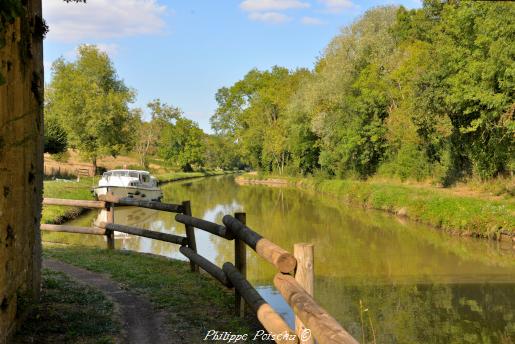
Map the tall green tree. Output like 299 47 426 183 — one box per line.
204 135 242 170
294 6 398 177
211 66 310 173
393 0 515 181
146 99 206 171
45 45 136 170
159 117 206 171
133 100 182 168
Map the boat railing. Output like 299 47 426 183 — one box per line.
41 195 358 344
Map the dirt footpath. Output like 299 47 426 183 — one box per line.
43 259 175 344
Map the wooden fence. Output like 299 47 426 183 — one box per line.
41 196 358 344
43 159 95 178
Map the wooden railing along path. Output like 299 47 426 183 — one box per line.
42 196 358 344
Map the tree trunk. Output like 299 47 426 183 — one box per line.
0 0 44 341
139 152 146 168
92 157 97 174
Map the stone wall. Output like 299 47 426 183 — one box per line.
0 0 44 342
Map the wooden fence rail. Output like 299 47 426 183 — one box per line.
100 222 188 246
41 197 358 344
223 215 297 273
180 246 231 287
43 198 106 209
274 274 358 344
98 195 184 213
175 213 233 239
223 262 297 344
41 224 105 235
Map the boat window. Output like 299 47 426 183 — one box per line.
129 171 139 178
141 174 150 183
102 172 111 177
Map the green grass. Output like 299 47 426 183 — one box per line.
42 177 98 224
13 269 119 344
239 174 515 237
43 244 254 342
155 170 232 183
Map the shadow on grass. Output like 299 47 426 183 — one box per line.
14 269 119 344
42 244 266 343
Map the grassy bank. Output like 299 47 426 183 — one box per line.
43 244 254 342
42 177 98 224
155 170 235 183
14 269 119 344
237 174 515 239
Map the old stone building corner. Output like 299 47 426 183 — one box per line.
0 0 44 342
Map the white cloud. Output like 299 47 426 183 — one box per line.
60 43 119 61
317 0 354 13
301 16 324 25
94 43 120 56
43 0 167 42
240 0 310 12
249 11 292 23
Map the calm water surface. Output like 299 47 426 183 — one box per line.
43 175 515 343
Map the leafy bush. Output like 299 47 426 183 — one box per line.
44 116 68 154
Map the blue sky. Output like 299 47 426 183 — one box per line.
43 0 421 132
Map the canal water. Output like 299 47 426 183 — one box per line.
43 175 515 343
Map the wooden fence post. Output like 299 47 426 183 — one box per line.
234 212 247 317
294 243 314 344
182 200 198 272
106 203 115 250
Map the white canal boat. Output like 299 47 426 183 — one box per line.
93 169 163 201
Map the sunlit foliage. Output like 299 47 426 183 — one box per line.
212 1 515 182
45 45 136 170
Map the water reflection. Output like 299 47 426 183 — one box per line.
42 175 515 343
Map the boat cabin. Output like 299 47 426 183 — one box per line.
99 170 159 188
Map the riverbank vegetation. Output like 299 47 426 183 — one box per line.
238 174 514 237
211 1 514 186
42 177 97 224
